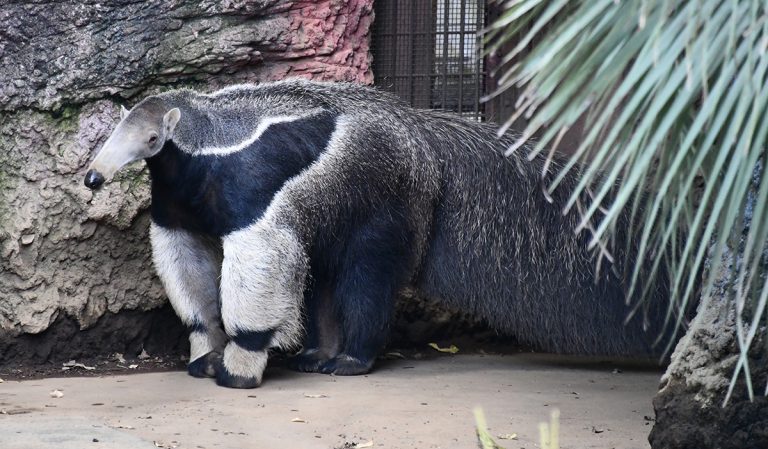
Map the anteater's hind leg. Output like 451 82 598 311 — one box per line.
150 223 227 379
318 209 411 376
286 279 341 372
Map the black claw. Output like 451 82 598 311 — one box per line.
187 351 221 378
318 355 373 376
286 349 331 373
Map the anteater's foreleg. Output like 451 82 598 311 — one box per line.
216 221 308 388
150 223 227 378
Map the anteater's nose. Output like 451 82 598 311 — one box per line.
84 169 105 190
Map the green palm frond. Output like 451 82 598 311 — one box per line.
486 0 768 403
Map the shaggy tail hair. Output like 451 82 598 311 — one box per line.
409 110 671 356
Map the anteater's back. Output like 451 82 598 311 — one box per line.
407 110 668 356
226 80 669 356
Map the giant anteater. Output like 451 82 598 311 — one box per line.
83 79 669 388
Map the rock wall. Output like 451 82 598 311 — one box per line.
650 293 767 448
650 258 768 448
650 173 768 448
0 0 374 365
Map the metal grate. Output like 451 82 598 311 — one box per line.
372 0 487 120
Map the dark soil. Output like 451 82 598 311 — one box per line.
0 352 187 381
650 376 768 448
0 304 188 380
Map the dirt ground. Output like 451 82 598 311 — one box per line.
0 353 661 449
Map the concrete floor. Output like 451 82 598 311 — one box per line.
0 354 661 449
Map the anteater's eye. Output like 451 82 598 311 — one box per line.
148 133 158 145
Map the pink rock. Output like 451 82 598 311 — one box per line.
276 0 374 84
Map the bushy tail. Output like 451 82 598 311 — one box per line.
412 111 672 357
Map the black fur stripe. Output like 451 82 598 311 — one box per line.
187 320 206 334
232 329 275 352
147 111 338 236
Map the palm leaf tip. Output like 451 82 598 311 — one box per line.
487 0 768 398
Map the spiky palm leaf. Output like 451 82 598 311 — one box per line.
485 0 768 403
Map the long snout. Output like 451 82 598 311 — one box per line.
84 125 139 190
83 155 118 190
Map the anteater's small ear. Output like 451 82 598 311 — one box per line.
120 105 130 120
163 108 181 137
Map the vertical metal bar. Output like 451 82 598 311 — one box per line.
441 0 449 110
458 0 466 115
474 0 483 119
410 0 416 104
430 0 437 109
392 0 399 93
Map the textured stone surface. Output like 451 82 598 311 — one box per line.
0 0 374 363
650 273 768 448
0 0 373 112
650 178 768 448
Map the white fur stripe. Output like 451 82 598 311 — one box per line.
204 83 257 96
194 115 306 157
189 331 215 362
223 344 268 380
219 223 306 350
149 223 227 359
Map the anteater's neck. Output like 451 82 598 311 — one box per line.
145 141 216 234
144 110 339 237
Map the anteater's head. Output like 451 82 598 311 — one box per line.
84 99 180 190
